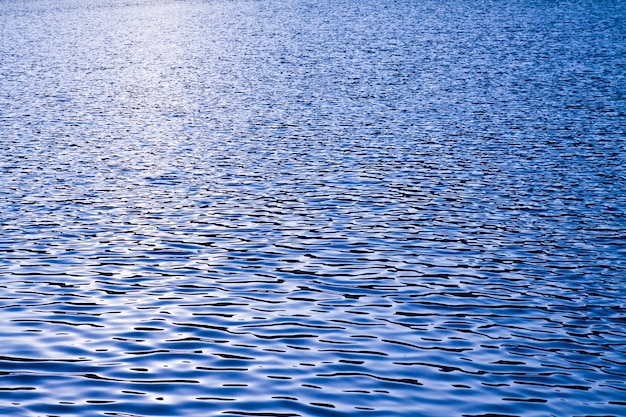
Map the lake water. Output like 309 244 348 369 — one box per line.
1 0 625 416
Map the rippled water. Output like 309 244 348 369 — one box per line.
1 0 625 415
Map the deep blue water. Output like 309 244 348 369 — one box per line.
1 0 625 416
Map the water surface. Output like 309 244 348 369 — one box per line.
1 0 625 416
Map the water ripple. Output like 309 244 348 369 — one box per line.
1 0 626 416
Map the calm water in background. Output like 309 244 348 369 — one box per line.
1 0 625 416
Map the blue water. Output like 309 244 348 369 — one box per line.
1 0 625 416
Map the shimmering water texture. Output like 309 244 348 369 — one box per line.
1 0 625 416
